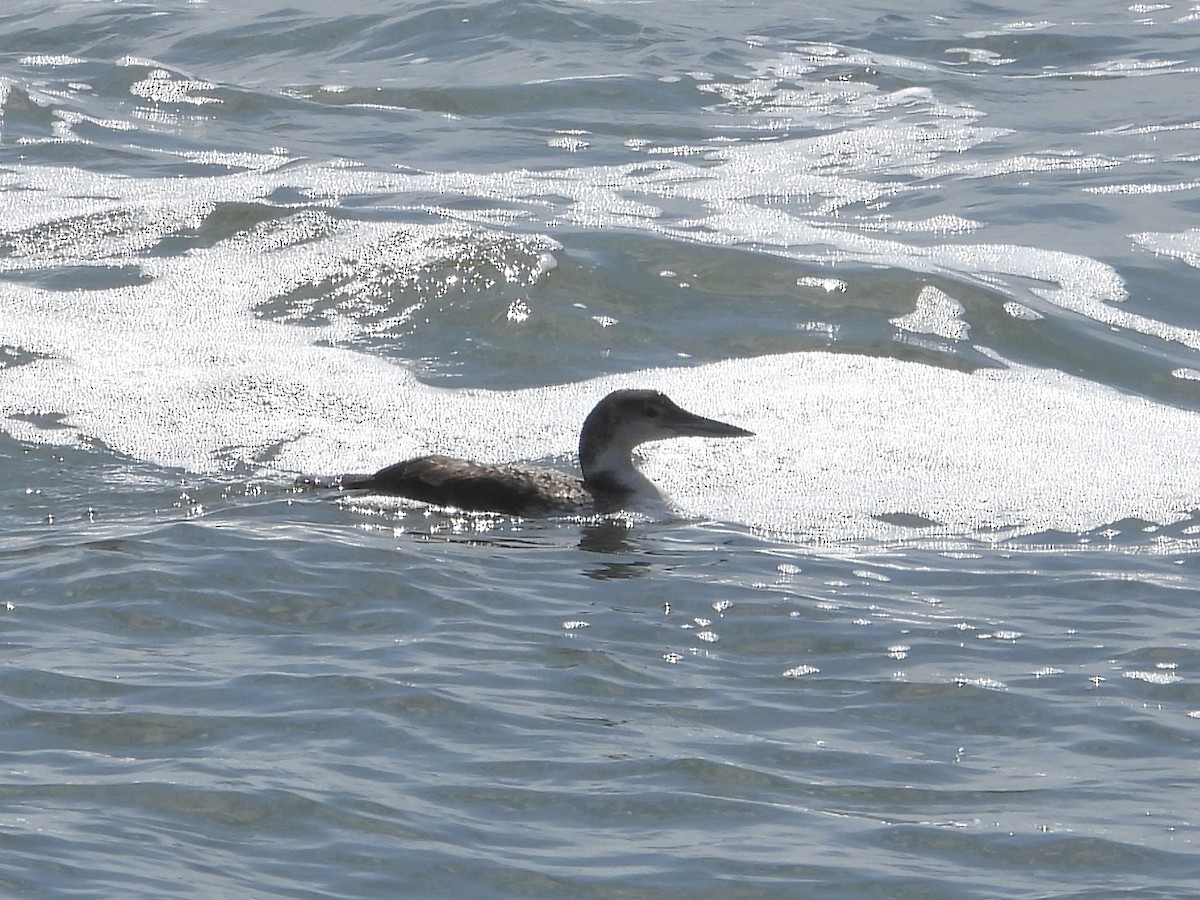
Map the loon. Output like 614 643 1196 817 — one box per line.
301 389 753 516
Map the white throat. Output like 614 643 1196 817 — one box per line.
582 444 655 494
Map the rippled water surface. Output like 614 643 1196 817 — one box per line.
3 1 1200 897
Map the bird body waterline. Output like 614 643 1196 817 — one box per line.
298 389 753 516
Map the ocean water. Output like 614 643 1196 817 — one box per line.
3 0 1200 896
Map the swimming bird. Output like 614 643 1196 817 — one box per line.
300 389 753 516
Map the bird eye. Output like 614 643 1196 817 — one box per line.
644 406 661 419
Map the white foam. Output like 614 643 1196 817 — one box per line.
5 45 1200 542
3 156 1199 541
890 286 970 341
129 69 220 106
5 227 1200 542
1132 228 1200 269
19 55 87 67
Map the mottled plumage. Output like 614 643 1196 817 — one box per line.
300 389 752 516
333 456 594 516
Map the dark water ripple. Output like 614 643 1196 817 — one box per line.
3 455 1199 896
5 0 1200 896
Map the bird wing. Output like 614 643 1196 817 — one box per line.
357 455 591 516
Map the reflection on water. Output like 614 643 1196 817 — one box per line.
579 520 650 578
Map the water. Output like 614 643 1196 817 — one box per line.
3 0 1200 896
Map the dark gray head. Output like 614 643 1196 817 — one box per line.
578 389 754 491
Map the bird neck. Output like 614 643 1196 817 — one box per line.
580 442 649 494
